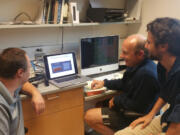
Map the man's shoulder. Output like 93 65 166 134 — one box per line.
137 60 157 76
0 94 6 104
0 103 11 134
0 95 11 119
144 59 157 68
170 69 180 82
0 95 9 110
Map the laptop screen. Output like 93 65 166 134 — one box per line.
44 52 78 79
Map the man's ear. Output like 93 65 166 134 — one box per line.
159 43 168 52
16 68 24 78
137 50 145 57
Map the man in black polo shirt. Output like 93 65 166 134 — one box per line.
115 17 180 135
84 34 159 135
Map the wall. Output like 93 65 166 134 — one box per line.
127 0 180 36
0 0 127 66
0 25 127 60
2 0 180 58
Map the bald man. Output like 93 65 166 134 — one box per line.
84 34 159 135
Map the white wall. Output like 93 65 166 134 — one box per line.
0 25 127 60
127 0 180 36
0 0 127 62
2 0 180 55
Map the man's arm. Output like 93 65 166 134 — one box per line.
104 79 123 90
166 123 180 135
113 74 159 112
91 79 123 90
22 82 45 115
0 106 10 135
165 94 180 135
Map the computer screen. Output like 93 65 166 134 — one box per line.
81 35 119 76
44 53 76 79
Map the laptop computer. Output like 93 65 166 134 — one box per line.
44 52 91 88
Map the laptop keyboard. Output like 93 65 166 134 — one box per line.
54 76 80 83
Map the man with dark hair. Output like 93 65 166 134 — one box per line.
0 48 45 135
115 17 180 135
84 34 159 135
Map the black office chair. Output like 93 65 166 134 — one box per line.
123 110 145 118
121 94 160 119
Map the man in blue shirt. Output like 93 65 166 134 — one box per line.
115 17 180 135
85 34 159 135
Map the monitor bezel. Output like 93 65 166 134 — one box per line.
44 52 78 80
80 35 119 76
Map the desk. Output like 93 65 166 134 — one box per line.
84 70 124 104
22 70 124 135
85 90 119 102
22 83 86 135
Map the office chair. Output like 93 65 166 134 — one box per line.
121 94 160 119
123 110 144 118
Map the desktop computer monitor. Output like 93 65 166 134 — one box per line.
80 35 119 76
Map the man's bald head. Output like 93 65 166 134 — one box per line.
120 34 148 67
124 34 148 57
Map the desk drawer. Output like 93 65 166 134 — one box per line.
24 106 84 135
22 88 84 121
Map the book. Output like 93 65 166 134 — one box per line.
45 0 55 24
46 0 51 24
61 0 69 23
57 0 62 24
50 0 55 24
59 0 65 24
53 0 59 24
44 0 49 24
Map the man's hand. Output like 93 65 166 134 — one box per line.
31 90 45 115
130 114 154 129
91 80 104 89
109 97 114 108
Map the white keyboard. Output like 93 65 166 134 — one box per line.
94 72 123 80
84 72 123 91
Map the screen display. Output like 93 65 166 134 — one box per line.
81 36 119 69
47 53 76 79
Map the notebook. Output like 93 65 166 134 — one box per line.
44 52 91 88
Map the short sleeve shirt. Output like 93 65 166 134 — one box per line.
158 57 180 129
0 82 24 135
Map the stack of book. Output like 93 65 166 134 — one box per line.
43 0 69 24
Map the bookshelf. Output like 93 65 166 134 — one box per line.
0 20 141 29
0 0 142 29
0 24 71 29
